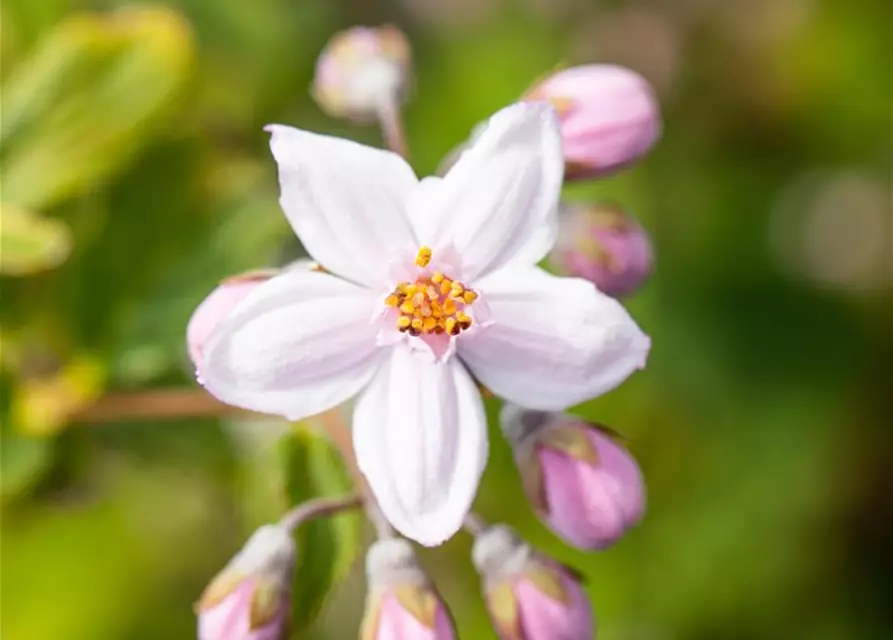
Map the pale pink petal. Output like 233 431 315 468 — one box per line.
539 428 644 549
459 267 650 411
514 569 595 639
198 581 254 639
376 594 455 640
409 103 563 280
353 346 488 546
266 124 418 287
201 269 384 420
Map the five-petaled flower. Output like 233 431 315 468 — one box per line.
196 102 651 547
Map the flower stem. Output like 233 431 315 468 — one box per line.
376 93 408 158
463 512 488 536
73 388 251 423
280 494 363 532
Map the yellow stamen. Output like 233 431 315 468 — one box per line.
415 246 432 267
389 248 479 338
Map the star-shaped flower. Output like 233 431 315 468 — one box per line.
197 103 650 546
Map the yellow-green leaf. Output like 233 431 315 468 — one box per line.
0 203 72 276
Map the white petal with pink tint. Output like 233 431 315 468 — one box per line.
353 346 488 546
267 124 418 287
409 103 564 280
201 269 384 420
459 266 650 411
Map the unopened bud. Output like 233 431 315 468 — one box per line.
187 261 322 368
312 26 411 123
361 539 455 639
502 405 645 550
472 525 594 640
525 64 660 180
196 524 295 640
550 201 653 298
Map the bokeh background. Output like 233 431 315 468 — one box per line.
1 0 890 638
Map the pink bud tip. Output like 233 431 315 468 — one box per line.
187 280 264 368
551 201 653 298
197 580 287 640
513 567 594 640
537 423 645 550
526 64 661 180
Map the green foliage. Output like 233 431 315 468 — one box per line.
0 6 194 210
279 424 363 636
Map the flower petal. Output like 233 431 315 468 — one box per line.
266 124 418 287
459 267 650 411
201 269 384 420
353 346 488 546
410 103 563 280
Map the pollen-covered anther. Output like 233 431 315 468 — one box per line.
390 249 478 337
415 246 432 267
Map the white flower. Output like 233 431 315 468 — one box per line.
198 103 651 546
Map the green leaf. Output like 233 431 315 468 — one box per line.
0 5 195 210
0 432 53 505
279 424 363 635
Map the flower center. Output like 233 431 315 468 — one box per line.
384 246 478 337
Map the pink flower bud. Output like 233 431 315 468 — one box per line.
361 539 456 640
188 260 322 368
473 525 594 640
525 64 660 180
312 26 412 123
551 201 653 298
502 406 645 550
196 524 295 640
187 279 264 367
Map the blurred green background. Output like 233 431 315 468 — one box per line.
1 0 890 638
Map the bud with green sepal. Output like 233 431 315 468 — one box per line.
196 524 295 640
472 524 594 640
501 404 645 550
361 538 456 640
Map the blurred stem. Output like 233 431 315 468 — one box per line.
376 93 408 159
73 388 250 423
280 494 363 532
463 512 488 536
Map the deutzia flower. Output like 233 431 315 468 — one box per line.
198 102 650 546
